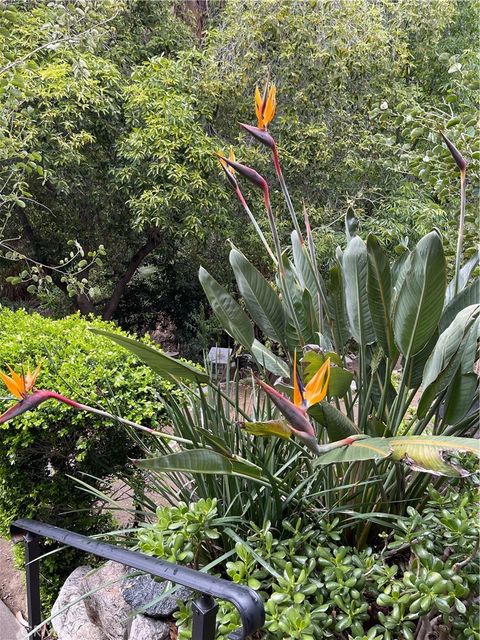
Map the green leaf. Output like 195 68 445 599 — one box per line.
136 449 264 480
342 236 375 345
444 371 478 425
329 263 350 349
422 305 480 388
445 250 479 303
388 436 480 476
314 436 391 464
302 351 352 397
440 278 480 332
291 231 320 316
242 419 292 439
393 231 446 357
230 249 286 345
199 266 254 348
251 339 289 377
309 401 359 440
417 306 479 418
367 235 395 357
90 329 208 383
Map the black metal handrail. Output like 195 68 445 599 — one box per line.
11 518 265 640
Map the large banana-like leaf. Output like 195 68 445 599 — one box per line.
282 256 317 345
135 449 264 481
291 231 320 317
445 250 479 303
251 339 289 377
418 306 479 418
342 236 375 345
366 235 395 357
309 401 359 441
393 231 446 357
422 305 480 388
329 263 351 349
388 436 480 477
444 370 478 425
90 329 208 383
314 436 391 464
402 331 437 390
440 278 480 332
230 249 287 346
198 266 254 349
313 434 479 476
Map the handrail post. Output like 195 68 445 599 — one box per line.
192 594 218 640
24 532 42 640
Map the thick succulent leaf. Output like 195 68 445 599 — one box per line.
309 401 359 441
199 266 254 349
343 236 375 345
230 249 286 345
242 419 292 439
388 436 480 477
135 449 263 480
90 329 208 383
329 263 350 349
444 371 478 425
251 340 289 377
445 250 479 303
367 235 395 357
314 436 391 464
440 278 480 332
393 231 446 357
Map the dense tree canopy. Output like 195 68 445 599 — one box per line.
0 0 477 350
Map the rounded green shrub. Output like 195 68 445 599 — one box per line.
0 307 181 599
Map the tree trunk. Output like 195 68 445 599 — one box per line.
101 229 162 321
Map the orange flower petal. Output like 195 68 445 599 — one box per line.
0 370 23 399
25 364 41 392
263 85 276 127
7 365 23 389
255 86 263 127
304 358 330 408
293 351 303 408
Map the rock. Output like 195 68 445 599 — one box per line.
51 566 106 640
51 562 133 640
128 615 170 640
83 561 132 640
121 574 192 618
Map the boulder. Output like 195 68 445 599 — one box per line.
82 561 132 640
51 562 132 640
127 615 170 640
121 574 192 618
51 566 106 640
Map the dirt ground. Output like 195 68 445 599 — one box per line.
0 537 26 618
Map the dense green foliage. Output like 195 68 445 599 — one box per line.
0 308 183 597
135 486 479 639
0 0 478 350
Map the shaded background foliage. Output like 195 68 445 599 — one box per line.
0 0 478 354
